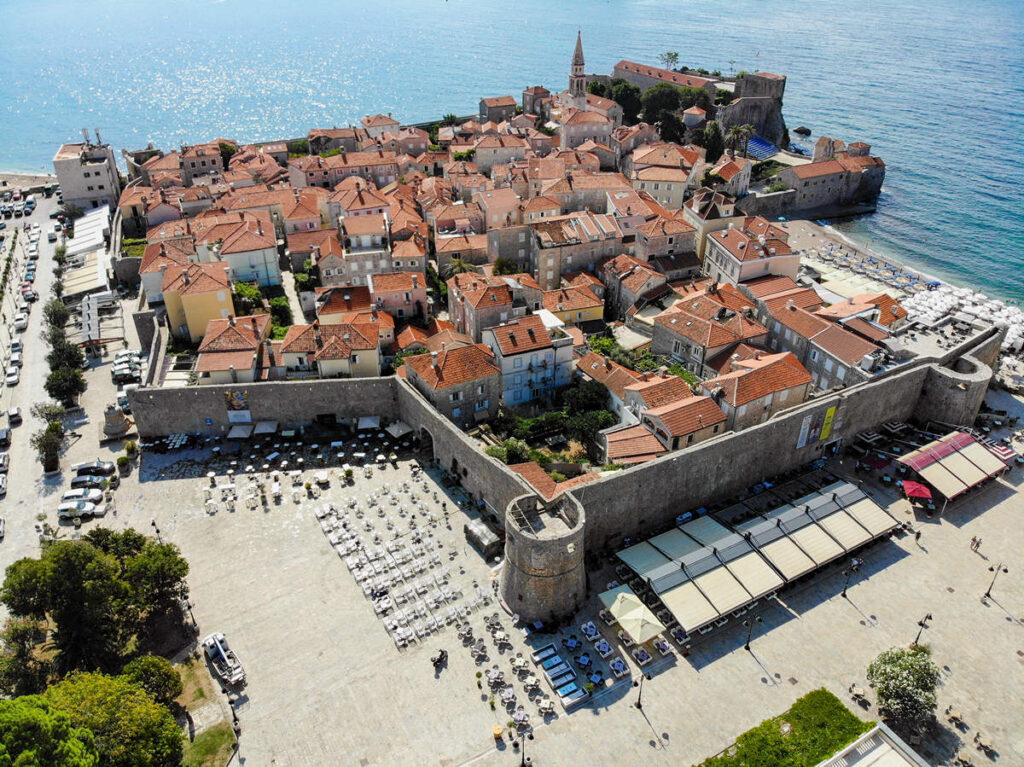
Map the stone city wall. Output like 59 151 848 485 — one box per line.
735 188 797 218
567 362 933 553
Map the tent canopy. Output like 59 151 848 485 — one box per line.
902 480 932 499
598 585 665 643
358 415 381 430
386 421 413 439
226 424 254 439
253 420 278 435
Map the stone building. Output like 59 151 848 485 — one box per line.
700 350 812 431
479 96 517 124
482 315 575 405
776 155 886 211
53 136 122 212
405 345 502 426
703 216 799 285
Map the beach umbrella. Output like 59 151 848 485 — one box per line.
903 481 932 500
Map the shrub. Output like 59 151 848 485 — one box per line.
549 471 566 483
768 182 789 193
268 295 293 326
231 282 263 315
116 456 130 469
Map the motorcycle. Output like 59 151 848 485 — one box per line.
430 649 448 668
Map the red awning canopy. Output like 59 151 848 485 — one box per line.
902 480 932 500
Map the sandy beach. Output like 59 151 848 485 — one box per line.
0 170 57 190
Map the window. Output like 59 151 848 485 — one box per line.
352 354 359 364
519 232 525 243
514 359 523 369
452 407 461 419
738 404 747 417
836 366 846 381
810 349 819 362
713 424 720 433
87 185 94 191
475 399 489 411
477 385 485 395
449 391 462 402
824 359 833 372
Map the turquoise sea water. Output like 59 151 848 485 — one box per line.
0 0 1021 298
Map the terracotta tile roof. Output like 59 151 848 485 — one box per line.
615 60 712 89
711 156 748 182
147 220 192 242
605 425 667 464
560 108 612 126
644 395 726 436
563 325 586 348
542 286 601 314
142 152 181 172
810 324 879 366
815 293 907 327
624 375 693 409
194 348 259 373
656 292 766 349
162 261 231 296
316 285 372 315
742 216 788 240
772 304 833 339
218 213 276 254
577 351 643 400
701 351 812 407
741 274 801 299
435 234 488 254
281 323 377 356
396 325 430 350
485 315 552 356
507 462 600 501
636 215 695 238
705 343 770 374
342 213 388 237
199 314 270 352
286 228 340 255
631 142 703 170
362 113 400 128
369 271 421 294
330 186 388 212
392 238 426 259
710 227 792 262
465 285 512 309
633 166 691 183
140 237 195 274
565 271 603 289
762 288 823 314
843 317 890 342
522 195 561 213
424 329 472 353
481 96 516 108
474 134 529 150
788 159 846 179
405 344 499 390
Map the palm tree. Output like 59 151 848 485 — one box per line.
725 125 745 155
443 256 473 279
738 124 756 158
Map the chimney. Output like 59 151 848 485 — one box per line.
229 364 237 383
265 339 277 367
251 316 258 335
640 371 649 381
183 271 191 285
658 365 668 377
160 243 166 257
257 220 263 237
229 315 236 326
604 357 612 371
431 351 439 369
313 320 321 347
787 299 795 309
754 350 762 360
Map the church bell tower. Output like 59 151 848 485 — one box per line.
569 31 586 110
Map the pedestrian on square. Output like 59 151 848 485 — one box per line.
970 536 978 550
975 537 982 551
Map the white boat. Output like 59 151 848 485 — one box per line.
203 632 246 685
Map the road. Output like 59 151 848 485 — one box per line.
0 195 141 578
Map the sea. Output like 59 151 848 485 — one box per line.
0 0 1021 299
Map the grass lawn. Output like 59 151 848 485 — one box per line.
182 722 236 767
695 688 874 767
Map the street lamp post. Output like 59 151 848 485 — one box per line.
221 688 240 733
841 569 852 598
912 613 932 646
150 519 162 543
984 564 1008 600
518 732 534 766
743 616 764 651
632 672 652 709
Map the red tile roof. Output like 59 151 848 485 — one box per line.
281 323 377 357
644 395 726 437
605 425 667 464
508 462 600 501
162 261 231 296
701 351 812 407
342 213 388 237
615 60 712 89
577 351 643 400
316 285 372 315
542 286 602 314
140 237 195 274
405 344 499 389
624 375 693 409
199 314 270 352
369 271 421 294
485 315 552 356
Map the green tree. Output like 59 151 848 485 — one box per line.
737 123 756 157
608 79 643 124
451 149 475 162
867 645 940 731
641 82 682 122
268 296 292 326
441 113 459 126
500 438 529 464
120 656 182 709
44 324 68 349
51 281 65 300
658 51 680 70
658 112 686 144
231 282 263 315
677 86 711 112
562 380 609 414
703 121 726 164
30 401 67 425
46 340 85 373
123 542 190 618
492 256 517 276
44 369 86 407
217 142 237 169
566 410 615 443
0 696 99 766
43 299 71 329
29 422 63 472
46 673 183 767
442 257 473 279
0 618 51 697
587 81 608 98
288 138 309 155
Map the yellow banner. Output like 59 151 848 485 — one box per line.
819 406 837 441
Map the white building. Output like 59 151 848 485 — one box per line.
53 133 121 212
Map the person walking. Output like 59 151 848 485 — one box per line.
970 536 978 550
975 537 982 552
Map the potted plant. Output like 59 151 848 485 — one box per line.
344 468 354 483
116 455 130 474
124 439 138 457
488 696 495 709
476 671 483 689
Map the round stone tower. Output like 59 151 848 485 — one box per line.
499 492 586 624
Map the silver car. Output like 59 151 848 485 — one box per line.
61 488 104 505
57 501 97 518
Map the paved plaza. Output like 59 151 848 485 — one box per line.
73 419 1023 767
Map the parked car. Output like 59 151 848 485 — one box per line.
23 272 34 283
0 430 9 448
10 352 22 368
4 369 19 386
13 313 28 331
7 408 21 426
113 370 141 385
115 351 142 364
57 501 97 519
10 340 22 354
61 488 104 505
74 460 116 477
0 478 5 497
0 453 9 472
21 291 37 302
0 517 5 539
69 474 108 490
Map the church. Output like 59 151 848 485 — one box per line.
544 33 623 149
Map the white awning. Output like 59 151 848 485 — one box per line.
227 424 254 439
693 567 750 615
842 498 897 536
617 542 671 580
789 525 844 565
726 552 784 600
648 528 702 560
386 421 413 438
358 415 381 430
817 511 872 551
759 537 817 581
679 516 732 547
253 420 278 435
660 581 718 633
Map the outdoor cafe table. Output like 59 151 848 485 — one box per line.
500 688 515 704
577 654 591 668
588 672 602 685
